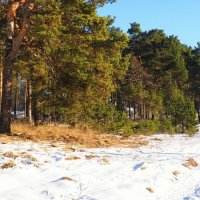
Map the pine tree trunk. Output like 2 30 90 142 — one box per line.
33 100 39 126
142 103 144 120
0 57 13 133
25 80 33 123
138 103 142 120
133 102 136 120
0 0 34 134
14 92 17 119
195 101 200 123
128 100 131 119
197 109 200 123
0 68 2 109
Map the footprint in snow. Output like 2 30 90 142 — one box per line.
51 156 62 162
133 162 145 171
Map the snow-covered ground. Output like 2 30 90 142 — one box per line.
1 129 200 200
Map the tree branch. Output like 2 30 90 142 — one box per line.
7 0 34 61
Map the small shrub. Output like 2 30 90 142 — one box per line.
136 120 160 134
120 120 136 137
159 119 174 133
184 126 197 136
88 103 135 136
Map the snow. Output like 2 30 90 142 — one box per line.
1 128 200 199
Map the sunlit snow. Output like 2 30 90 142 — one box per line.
0 127 200 200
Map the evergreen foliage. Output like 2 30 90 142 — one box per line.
114 23 198 133
0 2 199 134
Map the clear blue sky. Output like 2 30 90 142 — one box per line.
98 0 200 47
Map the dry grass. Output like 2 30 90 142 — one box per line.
153 138 163 141
172 170 180 176
182 158 198 168
141 166 147 170
0 123 149 148
85 155 99 160
3 151 17 159
1 160 16 169
65 156 81 160
60 176 77 182
146 187 154 193
20 153 37 162
100 157 110 165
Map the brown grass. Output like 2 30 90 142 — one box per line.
141 166 147 170
60 176 77 182
1 160 16 169
172 170 180 176
85 155 99 160
20 153 37 162
3 151 17 159
153 138 163 141
65 156 81 160
182 158 198 168
146 187 154 193
100 157 110 165
0 123 149 148
62 146 78 152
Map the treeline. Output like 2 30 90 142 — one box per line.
115 23 199 134
0 1 199 134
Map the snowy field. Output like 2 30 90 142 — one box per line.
1 129 200 200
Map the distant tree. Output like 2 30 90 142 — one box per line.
165 84 196 131
186 43 200 122
119 22 197 132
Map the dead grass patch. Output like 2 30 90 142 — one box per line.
100 157 110 165
51 143 60 148
182 158 198 168
141 166 147 170
60 176 76 182
172 170 180 176
34 164 41 168
20 153 37 162
62 147 75 152
3 151 17 159
146 187 154 193
153 138 163 141
134 140 149 146
1 160 16 169
0 123 149 148
85 155 99 160
65 156 81 160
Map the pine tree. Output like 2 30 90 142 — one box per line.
0 0 34 133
